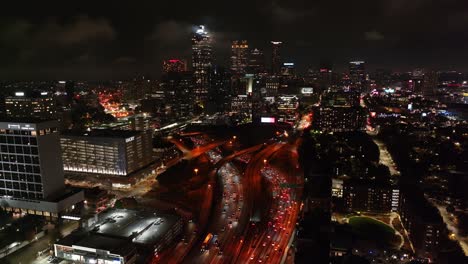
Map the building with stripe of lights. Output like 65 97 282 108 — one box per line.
0 119 83 219
60 130 154 176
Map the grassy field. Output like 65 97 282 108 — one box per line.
348 216 399 248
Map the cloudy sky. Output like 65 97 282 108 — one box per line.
1 0 467 80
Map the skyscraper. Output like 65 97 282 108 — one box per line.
423 70 438 96
271 41 282 75
230 40 249 75
349 61 366 84
192 25 212 106
207 66 232 114
163 59 187 73
247 48 265 74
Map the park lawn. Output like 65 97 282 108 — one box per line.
348 216 399 248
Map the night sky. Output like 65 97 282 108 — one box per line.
1 0 467 80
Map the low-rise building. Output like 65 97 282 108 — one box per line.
55 208 183 263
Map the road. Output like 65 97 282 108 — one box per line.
4 221 78 264
234 141 303 264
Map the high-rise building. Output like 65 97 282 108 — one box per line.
122 76 157 103
423 70 438 96
399 188 445 261
159 71 194 119
265 76 280 96
349 61 366 84
312 107 366 132
230 40 249 75
271 41 282 75
5 91 57 120
247 48 265 74
207 66 232 114
60 130 153 176
281 62 296 78
192 25 212 106
343 179 399 213
163 59 187 73
0 119 83 218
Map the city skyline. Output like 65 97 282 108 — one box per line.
2 0 468 79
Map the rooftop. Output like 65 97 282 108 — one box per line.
57 230 135 257
61 129 142 139
92 208 180 246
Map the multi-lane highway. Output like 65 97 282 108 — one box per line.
163 133 303 264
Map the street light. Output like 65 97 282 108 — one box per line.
194 168 199 175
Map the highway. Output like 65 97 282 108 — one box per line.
233 140 303 264
163 134 303 264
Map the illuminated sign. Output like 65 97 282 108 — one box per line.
283 63 294 66
40 92 48 96
15 92 24 97
261 117 276 123
7 124 34 130
301 88 314 94
62 215 81 221
125 136 135 143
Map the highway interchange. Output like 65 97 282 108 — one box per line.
158 130 304 264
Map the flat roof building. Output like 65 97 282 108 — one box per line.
60 130 154 176
0 119 83 218
5 91 57 120
55 208 183 263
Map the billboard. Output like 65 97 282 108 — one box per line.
261 117 276 123
301 87 314 94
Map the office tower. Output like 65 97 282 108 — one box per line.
349 61 366 84
60 130 153 176
207 66 231 114
5 91 57 120
192 25 213 106
271 41 282 75
230 40 249 75
159 71 194 118
281 62 296 78
423 70 438 96
122 76 157 103
247 48 265 74
265 76 280 96
65 81 75 105
163 59 187 73
0 120 83 218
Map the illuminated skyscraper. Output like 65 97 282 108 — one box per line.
230 40 249 75
163 59 187 73
271 41 282 75
192 25 212 106
248 48 265 74
349 61 366 84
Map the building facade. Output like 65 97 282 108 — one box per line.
230 40 249 75
163 59 187 73
5 91 56 120
192 25 212 106
0 120 83 218
342 180 399 213
60 130 153 176
271 41 282 75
